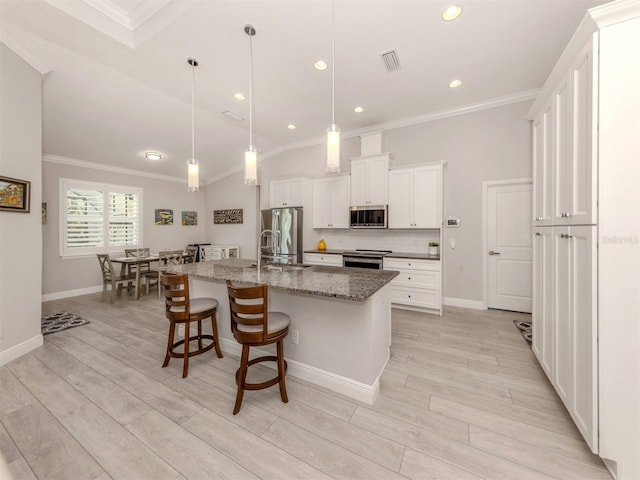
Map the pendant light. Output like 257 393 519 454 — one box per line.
326 0 340 174
244 25 258 185
187 58 199 192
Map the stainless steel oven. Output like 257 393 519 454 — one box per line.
342 249 391 270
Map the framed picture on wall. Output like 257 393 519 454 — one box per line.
155 208 173 225
0 176 31 213
182 211 197 226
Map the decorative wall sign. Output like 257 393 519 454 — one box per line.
214 208 243 224
155 208 174 225
0 176 31 213
182 211 197 226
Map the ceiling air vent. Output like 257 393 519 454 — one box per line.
222 110 244 121
381 49 401 73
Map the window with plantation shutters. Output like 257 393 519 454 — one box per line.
60 179 143 256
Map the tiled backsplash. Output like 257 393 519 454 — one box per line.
312 229 440 254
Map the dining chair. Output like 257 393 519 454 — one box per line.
145 249 184 297
96 254 137 303
124 247 150 292
226 280 290 415
161 273 223 377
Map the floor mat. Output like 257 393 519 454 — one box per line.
513 320 532 345
41 312 90 335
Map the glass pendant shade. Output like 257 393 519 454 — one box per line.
244 146 257 185
326 124 341 174
187 160 199 192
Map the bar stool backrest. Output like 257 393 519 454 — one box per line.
226 281 270 342
161 273 191 321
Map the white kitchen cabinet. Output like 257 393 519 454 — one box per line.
350 154 389 206
532 40 596 227
532 226 597 450
269 177 310 208
532 227 553 377
532 99 554 226
383 257 442 315
303 253 343 266
312 175 350 229
388 163 441 229
531 9 640 474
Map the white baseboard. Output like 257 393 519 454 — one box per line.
0 334 43 366
444 297 487 310
218 338 380 405
42 285 103 302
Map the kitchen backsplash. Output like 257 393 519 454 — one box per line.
313 229 439 253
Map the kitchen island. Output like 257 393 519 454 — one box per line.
164 259 398 403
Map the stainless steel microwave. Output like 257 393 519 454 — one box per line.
349 205 388 229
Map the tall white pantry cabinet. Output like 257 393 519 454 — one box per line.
528 2 640 479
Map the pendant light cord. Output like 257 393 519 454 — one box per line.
331 0 336 126
191 61 196 162
249 31 254 147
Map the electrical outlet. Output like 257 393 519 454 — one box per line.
291 330 299 345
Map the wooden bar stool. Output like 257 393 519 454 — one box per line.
226 280 290 415
161 273 223 377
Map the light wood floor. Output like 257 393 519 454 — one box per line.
1 291 610 480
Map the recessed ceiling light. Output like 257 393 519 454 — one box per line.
287 124 297 130
442 4 462 21
233 92 246 101
145 152 162 161
354 106 364 113
314 60 328 71
449 79 463 88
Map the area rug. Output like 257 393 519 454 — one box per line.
41 312 90 336
513 320 532 345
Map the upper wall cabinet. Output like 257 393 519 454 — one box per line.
388 163 442 229
350 154 389 206
269 177 310 208
312 175 350 229
532 39 596 226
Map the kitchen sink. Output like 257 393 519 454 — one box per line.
265 264 310 272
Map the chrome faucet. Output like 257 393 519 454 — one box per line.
257 229 280 271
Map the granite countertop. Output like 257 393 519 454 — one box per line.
304 249 440 261
163 259 398 302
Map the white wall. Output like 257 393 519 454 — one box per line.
0 44 43 364
386 100 533 302
42 160 206 296
204 169 259 260
210 100 532 303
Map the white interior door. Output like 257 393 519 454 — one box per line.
487 181 533 312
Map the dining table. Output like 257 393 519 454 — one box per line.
111 254 159 300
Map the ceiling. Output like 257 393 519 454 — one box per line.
0 0 607 184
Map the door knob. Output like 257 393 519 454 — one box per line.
489 251 501 255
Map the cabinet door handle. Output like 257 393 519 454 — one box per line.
408 277 411 280
535 232 542 236
535 216 543 221
489 251 501 255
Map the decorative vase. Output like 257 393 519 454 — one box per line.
317 239 327 251
429 246 439 256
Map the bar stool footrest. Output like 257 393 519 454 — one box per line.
236 355 288 391
168 334 217 359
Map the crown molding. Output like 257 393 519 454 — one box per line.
204 89 538 185
43 154 186 184
589 0 640 28
0 33 51 75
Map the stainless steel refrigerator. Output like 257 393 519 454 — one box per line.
260 207 303 264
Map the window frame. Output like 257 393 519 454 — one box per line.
59 178 143 257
